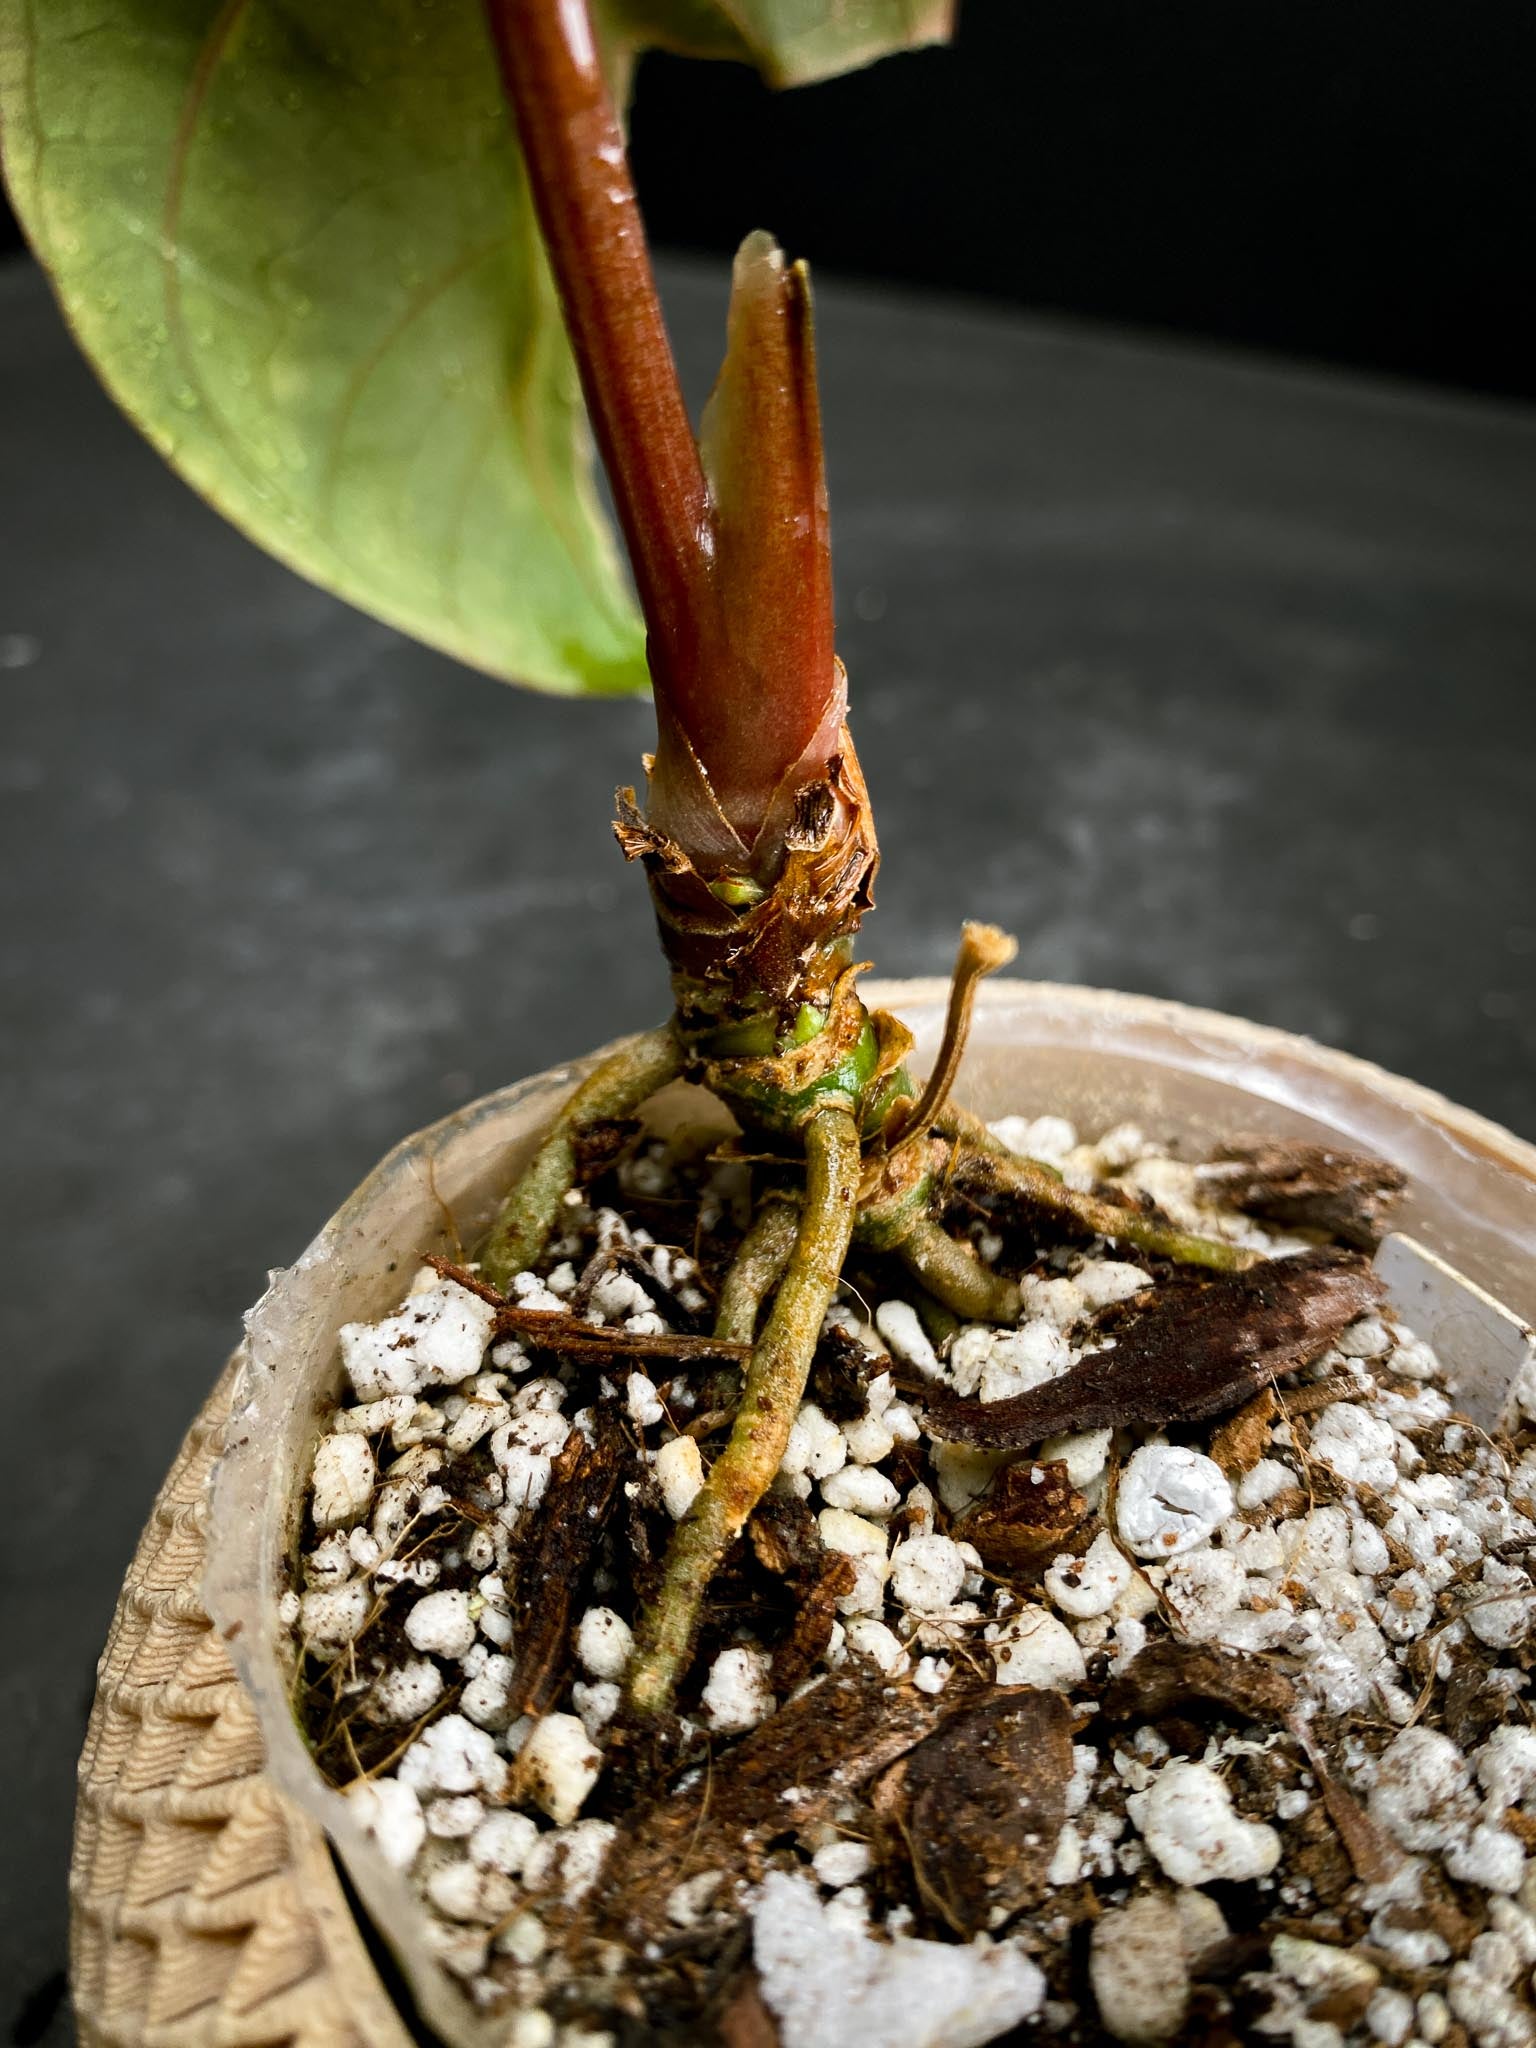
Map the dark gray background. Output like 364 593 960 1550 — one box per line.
3 249 1534 2039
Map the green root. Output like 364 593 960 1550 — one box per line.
478 1023 683 1289
625 1106 861 1717
895 1213 1023 1323
714 1195 801 1346
940 1103 1257 1274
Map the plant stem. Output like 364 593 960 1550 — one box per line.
478 1024 682 1288
627 1105 861 1715
485 0 842 858
942 1104 1258 1273
896 1215 1023 1323
483 0 710 697
714 1197 801 1346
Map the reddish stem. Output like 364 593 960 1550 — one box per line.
484 0 711 687
485 0 840 859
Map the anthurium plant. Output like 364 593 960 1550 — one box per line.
0 0 1250 1713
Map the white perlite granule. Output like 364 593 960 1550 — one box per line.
820 1464 901 1518
1044 1531 1134 1618
1130 1761 1281 1885
1368 1728 1477 1852
405 1589 477 1659
346 1776 426 1870
310 1433 376 1528
655 1434 705 1519
339 1279 497 1401
812 1839 872 1889
888 1534 968 1615
843 1617 909 1677
986 1606 1087 1690
948 1319 1071 1403
701 1647 776 1733
1073 1258 1153 1310
873 1300 941 1379
518 1713 602 1827
399 1715 509 1802
785 1402 849 1480
751 1870 1044 2048
818 1507 890 1616
369 1657 444 1724
1089 1891 1190 2045
1116 1444 1233 1558
299 1582 370 1649
575 1606 634 1681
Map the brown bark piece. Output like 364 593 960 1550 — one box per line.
1443 1658 1510 1751
571 1116 642 1185
747 1498 858 1692
770 1553 857 1693
1309 1983 1377 2033
1101 1639 1297 1724
1314 1767 1403 1888
747 1496 822 1576
719 1978 782 2048
509 1405 630 1716
1281 1373 1369 1418
808 1323 879 1421
918 1248 1383 1449
493 1303 752 1364
576 1671 968 1950
1200 1140 1406 1251
1210 1387 1280 1476
954 1460 1088 1575
889 1689 1074 1936
1291 1721 1404 1886
952 1147 1151 1245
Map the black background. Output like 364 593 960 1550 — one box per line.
11 0 1529 399
627 0 1536 400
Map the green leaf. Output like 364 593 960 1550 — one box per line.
0 0 951 695
615 0 953 85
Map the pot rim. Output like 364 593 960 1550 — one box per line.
318 978 1536 1281
945 978 1536 1179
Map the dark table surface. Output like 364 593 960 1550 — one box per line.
3 250 1534 2039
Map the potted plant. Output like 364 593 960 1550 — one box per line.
9 4 1536 2044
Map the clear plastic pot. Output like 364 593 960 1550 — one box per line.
203 978 1536 2040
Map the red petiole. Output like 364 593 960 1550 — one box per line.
485 0 839 861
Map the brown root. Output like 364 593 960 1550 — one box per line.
872 920 1016 1171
